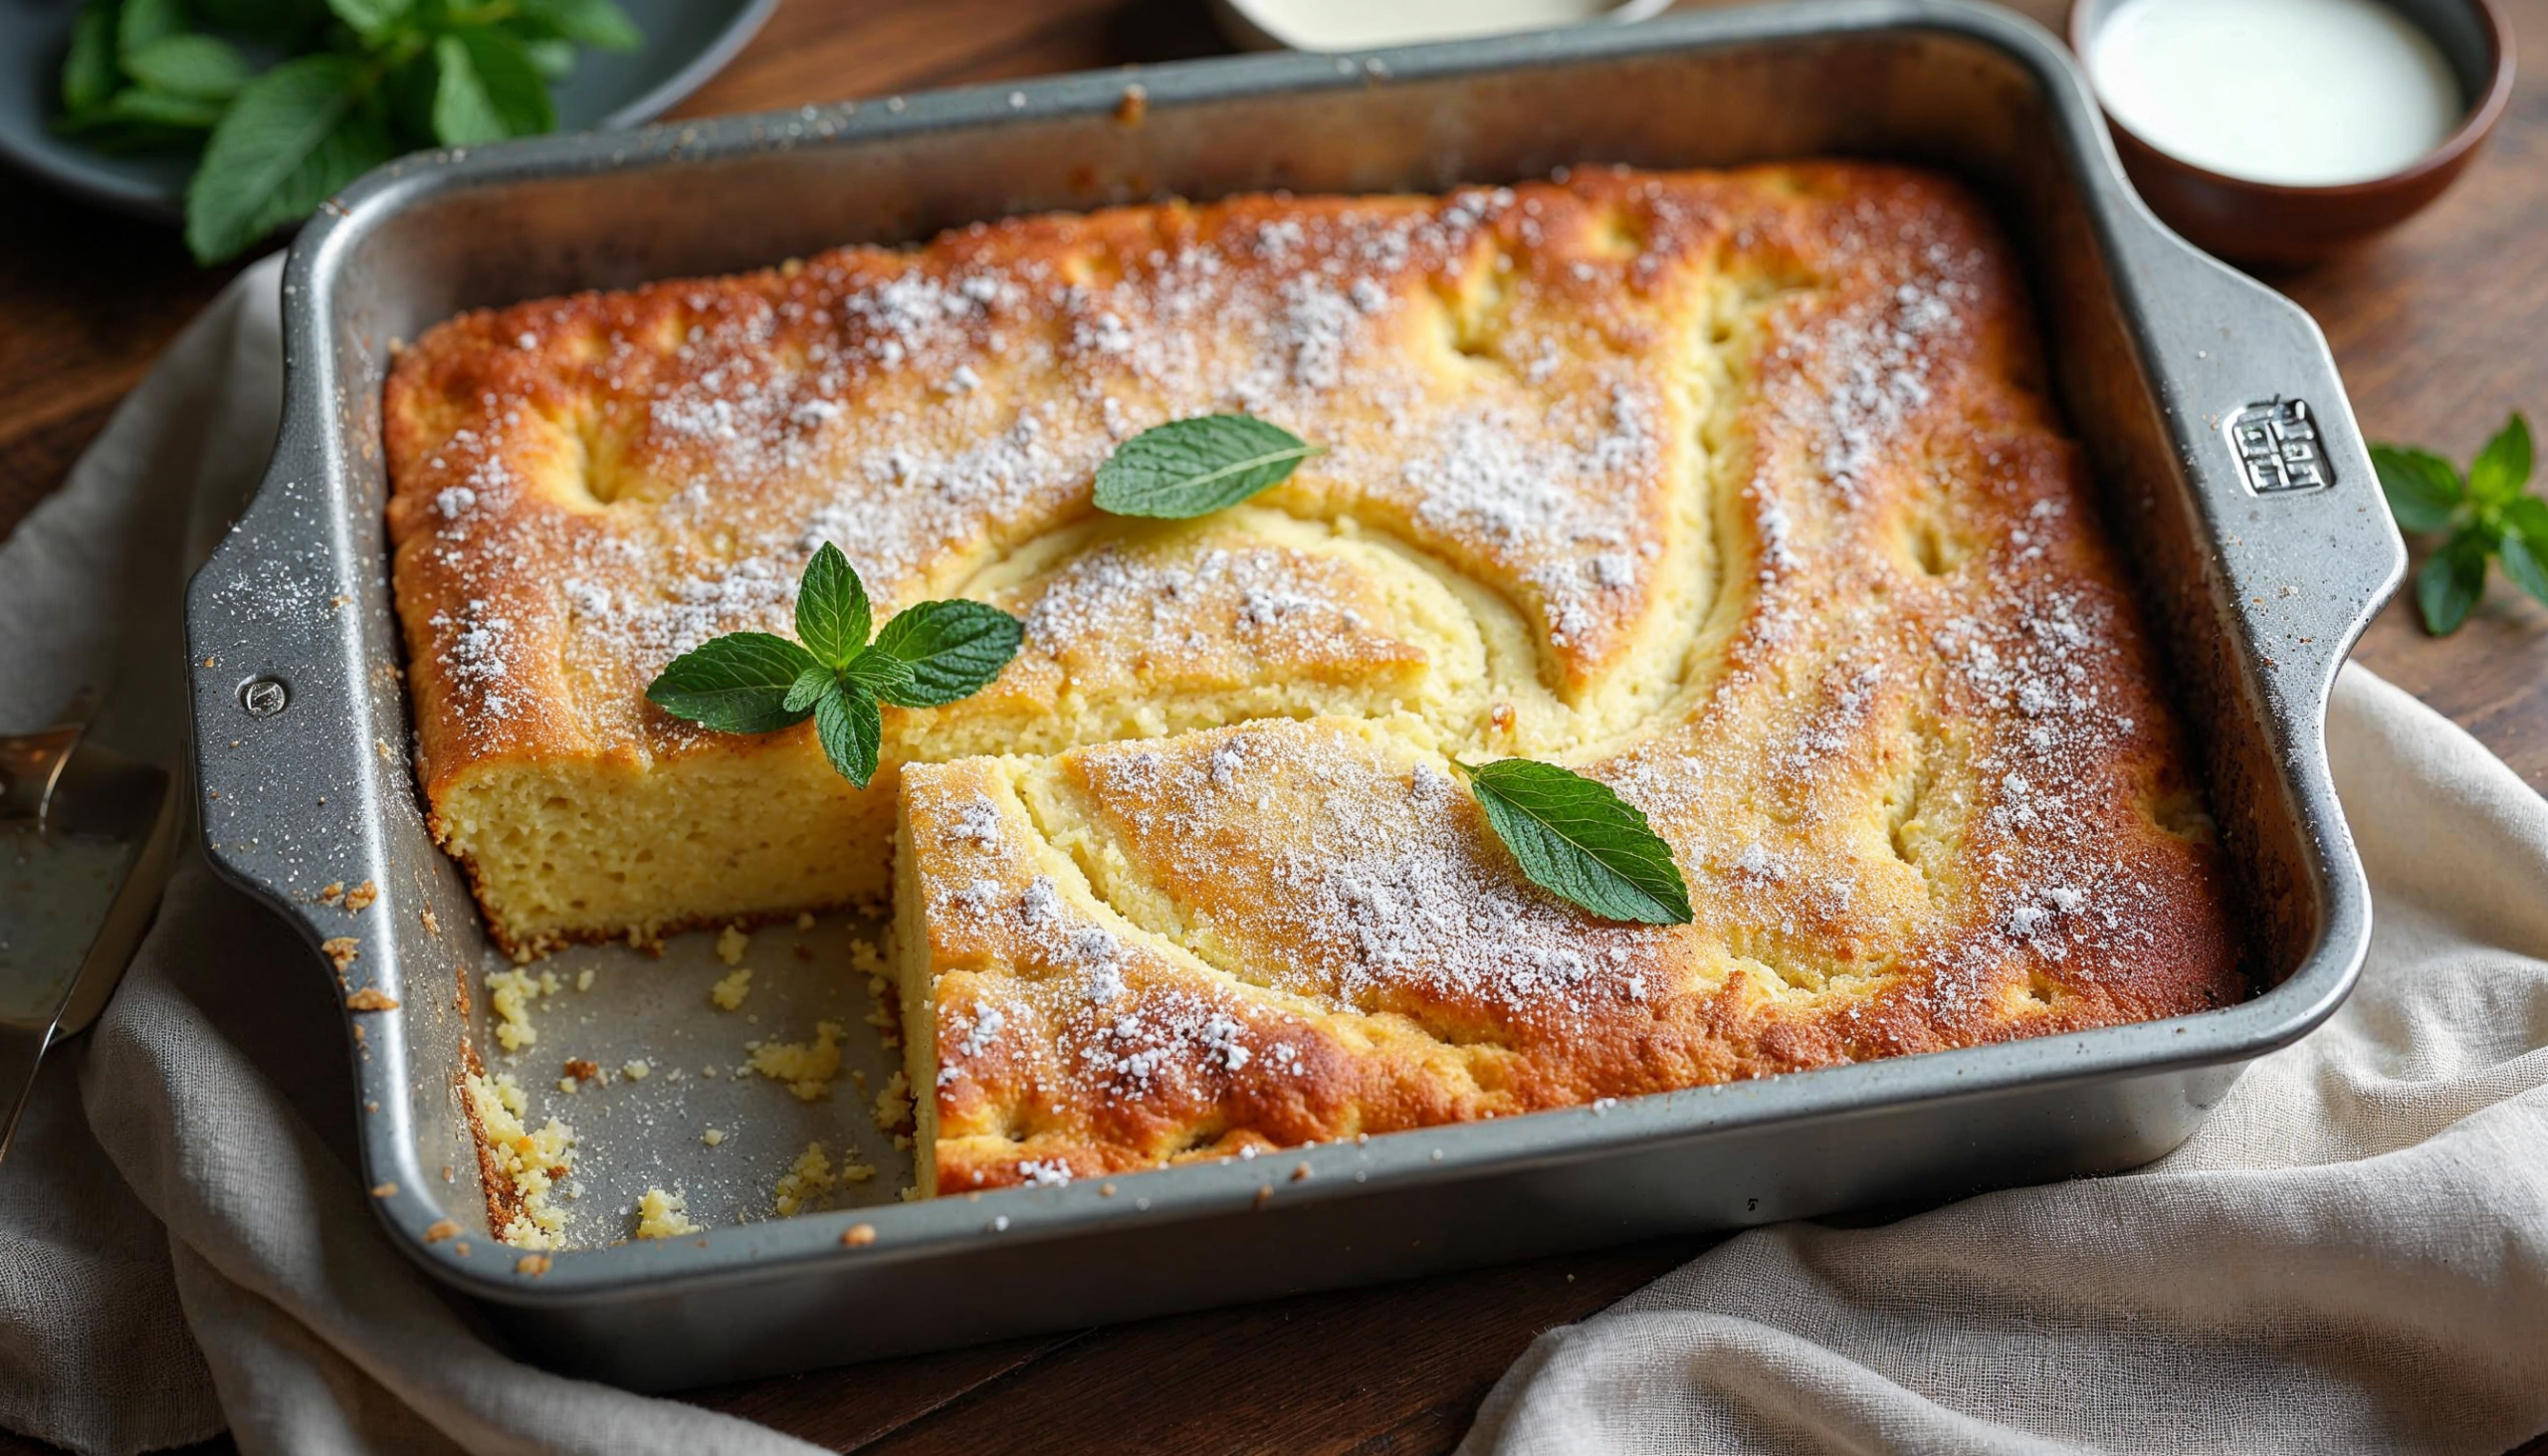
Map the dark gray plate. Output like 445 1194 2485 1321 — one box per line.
0 0 778 221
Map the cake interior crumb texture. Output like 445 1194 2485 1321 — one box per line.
385 162 2243 1226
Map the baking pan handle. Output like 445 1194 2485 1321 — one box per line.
184 443 412 1004
2118 232 2408 721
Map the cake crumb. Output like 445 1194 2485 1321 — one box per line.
485 967 559 1052
747 1021 844 1101
873 1070 913 1134
463 1072 574 1249
563 1058 599 1083
516 1254 551 1277
862 972 902 1048
318 882 345 905
717 925 750 965
842 1223 878 1247
848 936 888 975
710 966 753 1010
702 1128 726 1146
321 937 359 972
774 1143 837 1216
796 912 816 931
369 1181 397 1198
575 967 595 992
345 987 398 1011
344 880 378 912
424 1219 461 1242
634 1187 703 1239
621 1059 651 1081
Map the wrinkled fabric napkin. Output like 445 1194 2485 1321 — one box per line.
3 263 2543 1456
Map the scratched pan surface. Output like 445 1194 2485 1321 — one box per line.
182 0 2403 1389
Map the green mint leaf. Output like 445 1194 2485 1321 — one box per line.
2468 413 2534 507
867 600 1024 708
2416 527 2491 636
61 0 122 116
517 0 643 51
197 0 329 40
793 543 871 669
1093 414 1322 520
117 0 185 57
1460 758 1693 926
324 0 411 41
2506 495 2548 557
431 28 552 145
782 665 834 715
814 683 883 788
90 86 227 129
843 652 918 700
2371 444 2464 534
645 632 821 732
124 34 256 103
2499 529 2548 609
520 38 578 81
184 55 388 265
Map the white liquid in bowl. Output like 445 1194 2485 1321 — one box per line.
1244 0 1625 50
2089 0 2464 186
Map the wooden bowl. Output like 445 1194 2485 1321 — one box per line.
2066 0 2514 266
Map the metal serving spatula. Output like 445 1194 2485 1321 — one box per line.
0 694 178 1164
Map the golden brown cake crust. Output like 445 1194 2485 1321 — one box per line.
386 162 2243 1195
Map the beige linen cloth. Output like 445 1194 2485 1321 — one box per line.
2 264 2542 1456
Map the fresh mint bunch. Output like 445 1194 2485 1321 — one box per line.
2374 413 2548 635
645 544 1025 787
53 0 644 266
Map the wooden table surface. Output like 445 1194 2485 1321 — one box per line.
5 1 2546 1452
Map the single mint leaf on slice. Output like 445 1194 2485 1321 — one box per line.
1461 758 1693 926
517 0 643 51
2499 529 2548 609
782 665 834 715
2371 444 2464 534
2416 527 2491 636
117 0 184 56
814 683 883 788
60 0 122 117
432 29 551 145
793 543 870 669
868 600 1024 708
124 34 256 103
1093 414 1321 520
646 632 822 733
2467 412 2533 507
185 55 386 264
324 0 411 42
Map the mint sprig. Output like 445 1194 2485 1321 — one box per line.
1093 415 1322 520
2374 413 2548 635
644 545 1024 788
52 0 645 266
1455 758 1693 926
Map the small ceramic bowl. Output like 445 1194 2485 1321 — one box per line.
1213 0 1675 55
2067 0 2514 266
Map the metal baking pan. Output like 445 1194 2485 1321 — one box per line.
183 0 2404 1389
